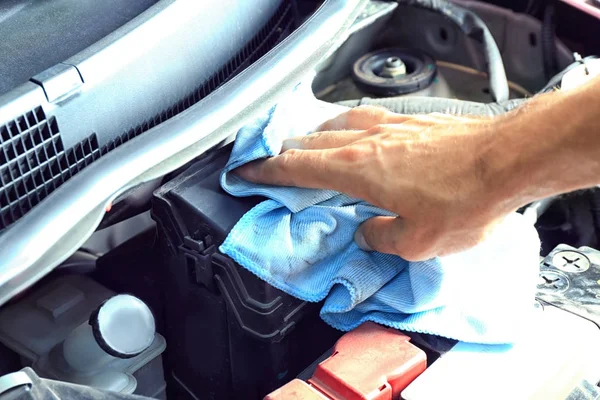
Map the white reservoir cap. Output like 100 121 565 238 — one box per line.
63 294 156 373
91 294 156 358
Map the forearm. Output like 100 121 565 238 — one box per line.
488 76 600 212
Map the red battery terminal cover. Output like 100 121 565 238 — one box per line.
265 322 427 400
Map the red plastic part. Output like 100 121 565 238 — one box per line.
264 322 427 400
264 380 327 400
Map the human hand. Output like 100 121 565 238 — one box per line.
235 106 525 261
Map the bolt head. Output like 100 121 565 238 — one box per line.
380 56 406 78
551 250 590 273
537 270 569 293
385 56 403 68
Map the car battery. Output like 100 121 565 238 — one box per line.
151 145 343 400
264 322 427 400
401 305 600 400
536 243 600 326
401 244 600 400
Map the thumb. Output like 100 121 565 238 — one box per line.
354 216 431 261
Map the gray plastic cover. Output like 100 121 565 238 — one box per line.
0 0 367 307
0 0 159 96
0 0 289 232
380 0 573 92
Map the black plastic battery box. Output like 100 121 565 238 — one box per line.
151 145 342 400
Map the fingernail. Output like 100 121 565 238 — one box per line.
281 138 304 152
354 226 373 252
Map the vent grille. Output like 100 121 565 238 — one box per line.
0 0 294 231
0 107 99 230
101 0 294 155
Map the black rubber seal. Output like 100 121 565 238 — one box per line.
352 48 437 96
88 299 143 359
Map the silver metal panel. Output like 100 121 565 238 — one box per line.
0 0 366 307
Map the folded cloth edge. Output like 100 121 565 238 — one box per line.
220 200 360 305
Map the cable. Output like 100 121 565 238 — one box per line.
395 0 510 102
542 0 559 82
435 60 532 97
526 0 543 16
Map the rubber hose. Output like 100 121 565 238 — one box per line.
395 0 510 103
542 0 559 82
336 96 525 116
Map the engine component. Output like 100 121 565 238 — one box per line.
380 55 407 77
401 305 600 399
0 275 166 399
539 54 599 93
560 57 600 90
537 244 600 327
0 367 156 400
63 295 156 371
314 0 540 104
312 0 400 98
393 0 509 102
317 58 531 103
378 0 573 93
151 145 342 400
265 322 426 400
542 0 560 81
351 48 438 96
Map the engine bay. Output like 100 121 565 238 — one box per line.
2 1 600 399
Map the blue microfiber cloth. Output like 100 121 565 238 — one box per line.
219 84 541 344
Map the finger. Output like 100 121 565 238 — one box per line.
355 217 436 261
285 118 441 152
282 130 369 151
234 148 351 192
282 113 457 152
318 105 414 131
408 113 473 124
427 112 468 121
430 112 493 123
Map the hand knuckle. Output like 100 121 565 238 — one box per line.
337 146 362 163
350 105 377 115
366 124 388 135
303 132 322 145
349 106 388 123
347 106 368 120
282 148 301 158
278 149 300 170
